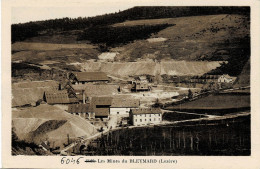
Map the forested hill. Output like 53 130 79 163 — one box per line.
12 6 249 43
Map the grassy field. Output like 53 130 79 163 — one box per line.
12 42 100 64
167 93 250 114
163 112 207 121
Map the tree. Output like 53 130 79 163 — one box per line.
188 89 193 99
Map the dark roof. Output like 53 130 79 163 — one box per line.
136 83 149 89
44 90 70 104
111 99 139 108
72 72 109 82
130 108 162 115
91 97 112 105
68 103 93 113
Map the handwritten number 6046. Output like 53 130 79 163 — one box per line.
61 157 83 164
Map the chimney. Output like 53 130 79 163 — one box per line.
82 90 86 104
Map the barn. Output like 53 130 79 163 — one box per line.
68 72 109 85
90 97 112 118
44 90 70 104
68 103 95 119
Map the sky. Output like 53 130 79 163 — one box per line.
11 5 134 24
11 0 182 24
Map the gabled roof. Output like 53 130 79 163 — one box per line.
130 108 162 115
68 103 93 113
111 99 139 108
72 72 109 82
44 90 70 104
91 97 112 105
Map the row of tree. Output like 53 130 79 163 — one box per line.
77 24 174 47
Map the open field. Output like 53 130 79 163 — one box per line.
166 93 250 114
12 42 100 63
163 111 208 122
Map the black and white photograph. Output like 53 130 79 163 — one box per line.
2 0 260 168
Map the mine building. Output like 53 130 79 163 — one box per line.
68 72 109 85
110 98 140 115
190 74 236 84
129 108 162 126
132 82 150 92
68 103 95 120
90 97 112 119
43 90 70 104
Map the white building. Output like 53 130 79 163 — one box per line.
218 74 237 84
110 99 140 115
129 108 162 126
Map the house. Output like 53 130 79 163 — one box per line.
68 72 109 85
218 74 237 84
44 90 70 104
68 103 95 119
110 98 140 115
91 97 112 118
129 108 162 126
132 82 150 92
138 75 149 83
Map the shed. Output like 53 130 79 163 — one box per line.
44 90 70 104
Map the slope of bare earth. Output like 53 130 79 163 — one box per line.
12 104 97 148
12 42 100 63
112 14 249 61
75 60 222 77
12 80 59 107
233 59 250 87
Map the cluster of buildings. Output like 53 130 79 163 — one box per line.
42 71 162 126
190 74 237 84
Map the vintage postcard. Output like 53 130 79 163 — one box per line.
2 0 260 168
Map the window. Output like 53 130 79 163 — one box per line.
154 118 156 121
145 119 146 121
140 119 142 122
135 119 137 122
150 119 151 121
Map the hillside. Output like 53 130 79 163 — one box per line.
11 6 249 43
11 7 250 78
233 59 250 87
12 80 59 107
112 14 249 61
12 104 97 148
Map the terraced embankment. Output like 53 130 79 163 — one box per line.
12 104 97 148
12 80 59 107
77 60 222 77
